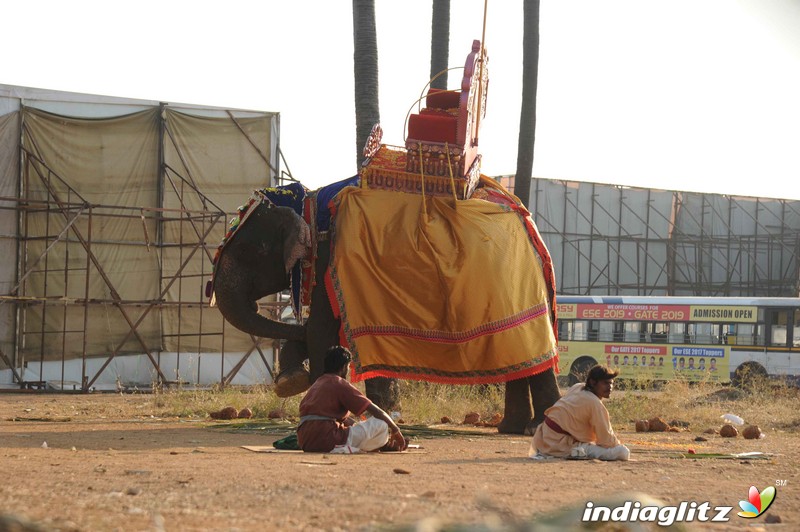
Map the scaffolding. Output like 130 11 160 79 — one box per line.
527 178 800 297
0 85 291 391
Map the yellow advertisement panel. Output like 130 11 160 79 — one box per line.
689 306 757 323
556 303 577 319
558 341 729 382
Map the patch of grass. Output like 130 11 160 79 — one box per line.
150 385 301 419
606 373 800 432
147 374 799 434
729 376 799 430
608 378 717 429
148 381 505 425
395 382 505 424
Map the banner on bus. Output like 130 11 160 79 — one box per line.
557 343 729 381
556 303 757 323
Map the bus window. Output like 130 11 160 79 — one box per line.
668 323 686 344
597 321 615 341
729 324 754 345
650 323 669 343
624 322 640 342
613 321 625 342
573 320 589 341
755 323 766 345
688 323 715 344
588 322 598 341
767 309 789 347
794 310 800 347
771 325 787 346
558 319 572 341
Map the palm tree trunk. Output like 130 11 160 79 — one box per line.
353 0 380 168
429 0 451 90
514 0 541 208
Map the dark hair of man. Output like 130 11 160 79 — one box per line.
584 364 620 390
324 345 352 374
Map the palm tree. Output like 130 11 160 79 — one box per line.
503 1 550 435
514 0 540 208
429 0 451 90
352 1 401 410
352 0 380 168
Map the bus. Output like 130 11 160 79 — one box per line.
555 295 800 387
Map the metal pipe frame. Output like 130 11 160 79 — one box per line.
529 178 800 297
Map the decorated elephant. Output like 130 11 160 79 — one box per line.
210 176 562 434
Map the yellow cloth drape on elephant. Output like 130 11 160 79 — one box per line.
326 186 558 384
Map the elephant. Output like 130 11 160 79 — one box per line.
211 178 562 434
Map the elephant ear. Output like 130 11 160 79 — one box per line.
283 211 311 274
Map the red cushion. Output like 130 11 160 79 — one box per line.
408 113 458 144
420 107 456 117
426 88 460 110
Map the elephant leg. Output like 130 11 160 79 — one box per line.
365 377 401 412
274 340 310 398
497 377 533 434
306 243 343 384
306 297 341 384
526 367 561 435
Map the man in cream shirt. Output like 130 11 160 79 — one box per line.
529 365 630 461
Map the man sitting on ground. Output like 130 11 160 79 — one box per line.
297 345 407 453
529 365 630 461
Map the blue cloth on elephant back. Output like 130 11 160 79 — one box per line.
315 175 360 232
258 181 307 213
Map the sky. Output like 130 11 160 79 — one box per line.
2 0 800 200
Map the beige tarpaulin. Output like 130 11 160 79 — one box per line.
8 104 276 362
21 108 162 358
161 109 273 352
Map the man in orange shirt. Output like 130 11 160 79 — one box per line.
297 346 406 453
529 365 630 461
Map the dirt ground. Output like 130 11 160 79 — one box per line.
0 393 797 532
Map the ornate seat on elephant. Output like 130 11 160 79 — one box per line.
405 39 488 186
407 88 461 145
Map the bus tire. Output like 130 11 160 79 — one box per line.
731 361 768 389
568 357 597 386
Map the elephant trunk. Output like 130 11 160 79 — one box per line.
216 290 306 342
213 254 306 342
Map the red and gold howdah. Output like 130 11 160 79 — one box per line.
359 39 488 201
360 144 481 200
